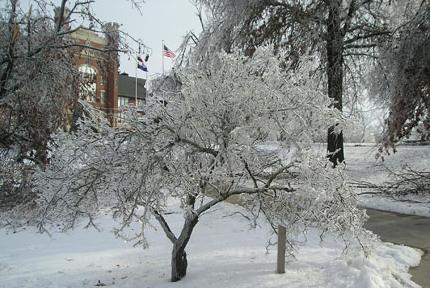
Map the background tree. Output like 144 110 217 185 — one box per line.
0 0 144 209
0 0 81 210
357 1 430 200
371 1 430 149
192 0 412 165
0 0 79 165
19 49 372 282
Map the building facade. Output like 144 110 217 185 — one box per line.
71 24 119 125
68 21 146 126
118 73 146 109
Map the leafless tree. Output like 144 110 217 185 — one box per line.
371 1 430 149
0 0 145 211
26 49 370 282
192 0 420 166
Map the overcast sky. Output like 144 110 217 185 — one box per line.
93 0 202 78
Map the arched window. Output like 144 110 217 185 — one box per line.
79 64 97 103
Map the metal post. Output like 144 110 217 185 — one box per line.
277 225 286 274
145 70 148 107
162 40 165 75
135 62 138 107
135 44 140 108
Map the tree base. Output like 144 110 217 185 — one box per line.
171 249 188 282
327 125 344 167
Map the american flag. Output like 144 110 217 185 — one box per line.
163 44 176 58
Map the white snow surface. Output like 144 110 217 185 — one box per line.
313 143 430 217
345 144 430 217
0 200 422 288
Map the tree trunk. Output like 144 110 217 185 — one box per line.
170 216 199 282
326 0 345 166
327 125 344 165
171 243 188 282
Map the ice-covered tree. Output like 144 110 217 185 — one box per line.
0 0 144 209
361 2 430 199
0 0 81 210
0 0 79 165
18 49 371 282
191 0 419 166
0 0 145 163
371 2 430 148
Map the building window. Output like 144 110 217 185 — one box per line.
79 64 97 103
100 90 106 105
118 96 129 108
136 98 144 109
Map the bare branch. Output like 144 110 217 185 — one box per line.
153 209 178 243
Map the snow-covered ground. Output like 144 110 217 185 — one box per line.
1 143 428 287
0 200 422 288
313 143 430 217
346 144 430 217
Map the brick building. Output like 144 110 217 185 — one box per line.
66 17 146 126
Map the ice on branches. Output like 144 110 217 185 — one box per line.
22 48 371 280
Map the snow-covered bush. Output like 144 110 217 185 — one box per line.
22 48 370 282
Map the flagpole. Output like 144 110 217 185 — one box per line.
145 70 148 106
162 40 165 75
135 58 138 108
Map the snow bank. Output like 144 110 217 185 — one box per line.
0 201 422 288
346 244 422 288
359 195 430 217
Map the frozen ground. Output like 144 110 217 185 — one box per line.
314 143 430 217
0 200 422 288
345 143 430 217
1 143 428 287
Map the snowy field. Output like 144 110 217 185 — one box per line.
0 199 422 288
312 143 430 217
345 143 430 217
1 143 428 288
